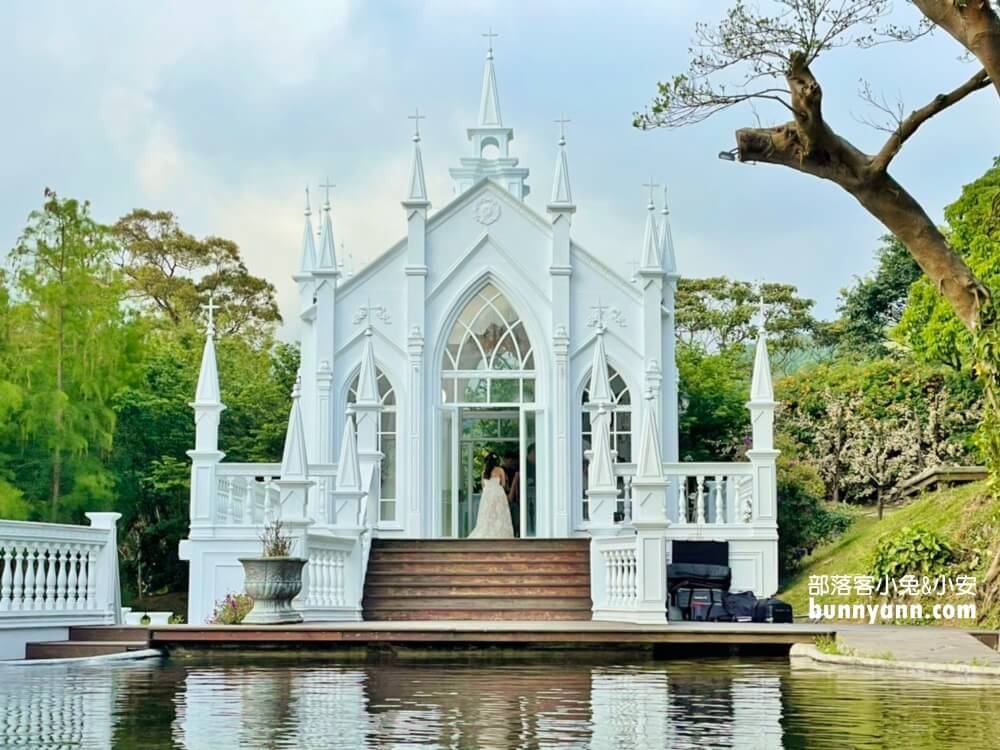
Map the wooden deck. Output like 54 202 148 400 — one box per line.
147 620 836 650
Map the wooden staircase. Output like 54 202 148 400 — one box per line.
363 538 593 621
24 626 150 660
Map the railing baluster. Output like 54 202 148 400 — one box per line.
22 544 36 611
696 475 707 524
35 547 48 610
0 546 11 611
67 545 80 609
11 546 24 611
677 477 688 524
45 546 57 610
714 479 725 524
55 548 67 609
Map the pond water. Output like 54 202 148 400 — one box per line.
1 655 997 749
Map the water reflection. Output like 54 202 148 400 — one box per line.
1 656 998 748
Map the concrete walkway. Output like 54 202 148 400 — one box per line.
836 625 1000 666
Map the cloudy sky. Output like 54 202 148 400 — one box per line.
2 1 996 338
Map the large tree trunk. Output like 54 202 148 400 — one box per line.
914 0 1000 99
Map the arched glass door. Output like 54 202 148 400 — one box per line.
438 284 537 538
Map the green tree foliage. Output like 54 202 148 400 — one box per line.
7 190 143 519
675 277 818 367
1 192 295 599
677 343 750 461
832 237 922 357
896 158 1000 371
113 209 280 340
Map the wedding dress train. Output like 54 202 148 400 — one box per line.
467 477 514 538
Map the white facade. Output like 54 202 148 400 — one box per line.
179 46 779 625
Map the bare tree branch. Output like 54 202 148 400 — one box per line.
871 67 991 172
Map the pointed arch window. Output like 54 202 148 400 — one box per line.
348 368 397 524
580 365 632 521
441 283 535 405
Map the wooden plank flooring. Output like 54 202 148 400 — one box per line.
148 621 837 648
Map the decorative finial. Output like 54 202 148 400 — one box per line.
292 371 302 399
304 185 311 216
319 177 335 209
554 113 570 146
201 292 218 337
642 177 661 210
587 298 627 331
352 298 392 330
662 185 670 216
408 107 426 141
482 27 498 59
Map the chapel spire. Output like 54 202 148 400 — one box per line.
640 178 661 271
191 293 225 454
316 180 339 275
279 373 309 480
660 185 677 275
294 187 317 289
478 28 503 127
548 114 574 207
449 31 529 199
404 109 429 206
749 297 775 404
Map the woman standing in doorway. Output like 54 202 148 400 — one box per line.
468 452 514 538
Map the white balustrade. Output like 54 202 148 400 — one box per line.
0 514 121 657
595 539 639 611
611 462 756 527
303 541 352 609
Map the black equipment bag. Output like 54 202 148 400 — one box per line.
723 590 757 621
752 597 793 624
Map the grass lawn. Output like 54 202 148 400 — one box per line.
779 481 998 627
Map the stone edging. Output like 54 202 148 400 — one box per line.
0 649 163 667
790 642 1000 678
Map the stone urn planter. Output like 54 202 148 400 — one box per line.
238 557 307 624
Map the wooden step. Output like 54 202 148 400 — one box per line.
25 640 148 660
368 550 588 563
363 539 593 622
363 609 592 621
69 626 150 643
367 571 590 595
367 562 590 575
362 596 591 611
365 584 591 598
371 539 589 552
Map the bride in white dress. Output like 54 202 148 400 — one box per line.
468 452 514 538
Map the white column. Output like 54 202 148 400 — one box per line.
85 512 122 624
403 194 429 537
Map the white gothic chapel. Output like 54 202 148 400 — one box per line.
179 44 780 625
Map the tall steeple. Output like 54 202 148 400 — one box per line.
749 297 775 404
660 186 677 275
639 178 661 271
191 293 225 453
316 180 339 275
293 187 317 298
479 28 502 127
404 109 429 206
548 114 573 207
449 31 529 199
279 373 309 481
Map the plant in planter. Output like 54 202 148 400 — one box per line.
239 520 307 625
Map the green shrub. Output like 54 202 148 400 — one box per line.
869 525 955 580
778 457 854 579
209 593 254 624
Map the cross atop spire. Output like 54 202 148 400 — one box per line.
201 292 218 337
554 113 570 145
642 177 661 209
482 27 498 59
319 177 336 207
408 107 426 140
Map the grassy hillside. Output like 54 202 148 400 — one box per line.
779 481 999 627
